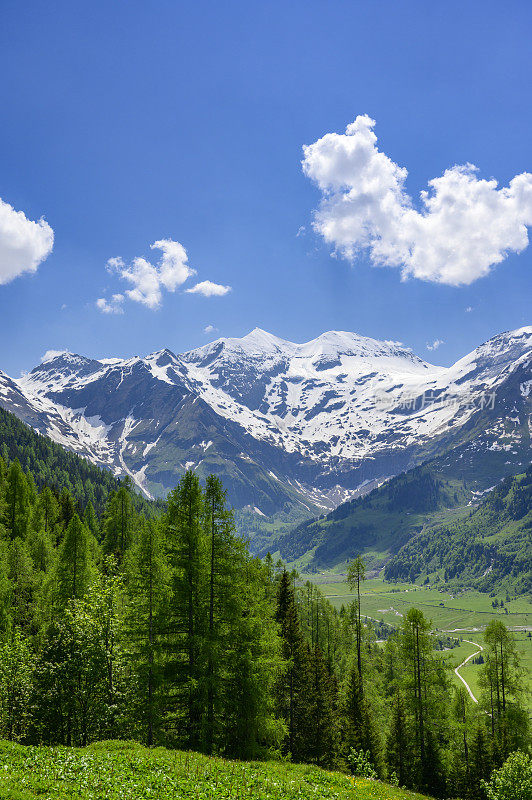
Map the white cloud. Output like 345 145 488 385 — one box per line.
465 306 473 312
41 349 67 362
302 115 532 286
426 339 444 351
204 324 218 334
105 239 195 309
96 294 125 314
186 280 231 297
97 239 231 312
0 196 54 285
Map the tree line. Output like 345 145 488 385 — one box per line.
0 452 529 798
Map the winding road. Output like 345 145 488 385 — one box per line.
454 639 483 703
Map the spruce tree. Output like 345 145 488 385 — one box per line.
103 486 136 564
3 460 29 540
164 471 205 748
125 519 169 745
55 514 92 607
385 694 411 787
275 569 312 761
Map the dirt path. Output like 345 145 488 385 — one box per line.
454 639 483 703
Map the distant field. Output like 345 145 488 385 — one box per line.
318 577 532 629
314 576 532 710
0 740 432 800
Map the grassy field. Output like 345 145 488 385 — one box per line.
314 576 532 709
0 740 432 800
318 577 532 629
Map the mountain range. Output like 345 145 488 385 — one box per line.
0 326 530 531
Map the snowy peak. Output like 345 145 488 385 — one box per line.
0 325 530 510
22 352 104 394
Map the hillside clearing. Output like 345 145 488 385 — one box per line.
0 740 432 800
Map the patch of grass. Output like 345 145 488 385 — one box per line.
0 740 431 800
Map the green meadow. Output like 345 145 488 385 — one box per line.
0 740 432 800
315 576 532 709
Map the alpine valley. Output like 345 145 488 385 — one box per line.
0 325 530 555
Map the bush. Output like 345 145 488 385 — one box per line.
347 748 377 779
482 751 532 800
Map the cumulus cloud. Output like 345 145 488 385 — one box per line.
0 196 54 285
97 238 231 312
426 339 444 351
302 115 532 286
105 239 195 309
185 280 231 297
204 324 218 334
465 306 473 312
96 294 125 314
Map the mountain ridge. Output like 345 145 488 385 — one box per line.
1 326 530 521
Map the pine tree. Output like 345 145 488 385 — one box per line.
308 643 337 767
55 514 93 607
275 570 312 761
480 620 526 757
469 724 493 799
103 486 136 564
224 557 284 759
347 556 366 686
399 608 450 793
164 472 205 748
202 474 234 754
7 538 35 632
386 694 411 787
341 662 380 773
125 519 169 745
3 460 30 540
30 487 60 538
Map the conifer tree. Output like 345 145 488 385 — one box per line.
385 694 411 787
308 643 337 767
3 460 29 540
202 474 234 754
347 555 365 686
275 569 312 761
125 520 169 745
55 514 92 607
164 471 205 748
103 486 136 564
341 662 380 773
469 725 493 799
7 538 35 631
30 487 59 537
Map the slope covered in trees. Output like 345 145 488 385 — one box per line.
0 446 529 798
385 467 532 593
270 459 471 570
0 405 161 517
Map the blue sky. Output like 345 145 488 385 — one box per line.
1 1 531 375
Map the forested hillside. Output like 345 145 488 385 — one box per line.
270 459 471 570
385 467 532 593
0 406 162 517
0 443 529 797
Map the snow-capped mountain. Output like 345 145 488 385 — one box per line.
1 326 531 515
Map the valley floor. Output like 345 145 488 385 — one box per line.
315 576 532 711
0 740 432 800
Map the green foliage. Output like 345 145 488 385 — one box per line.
271 459 471 570
386 468 532 593
482 750 532 800
347 748 378 779
0 427 529 799
0 630 34 741
0 739 434 800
